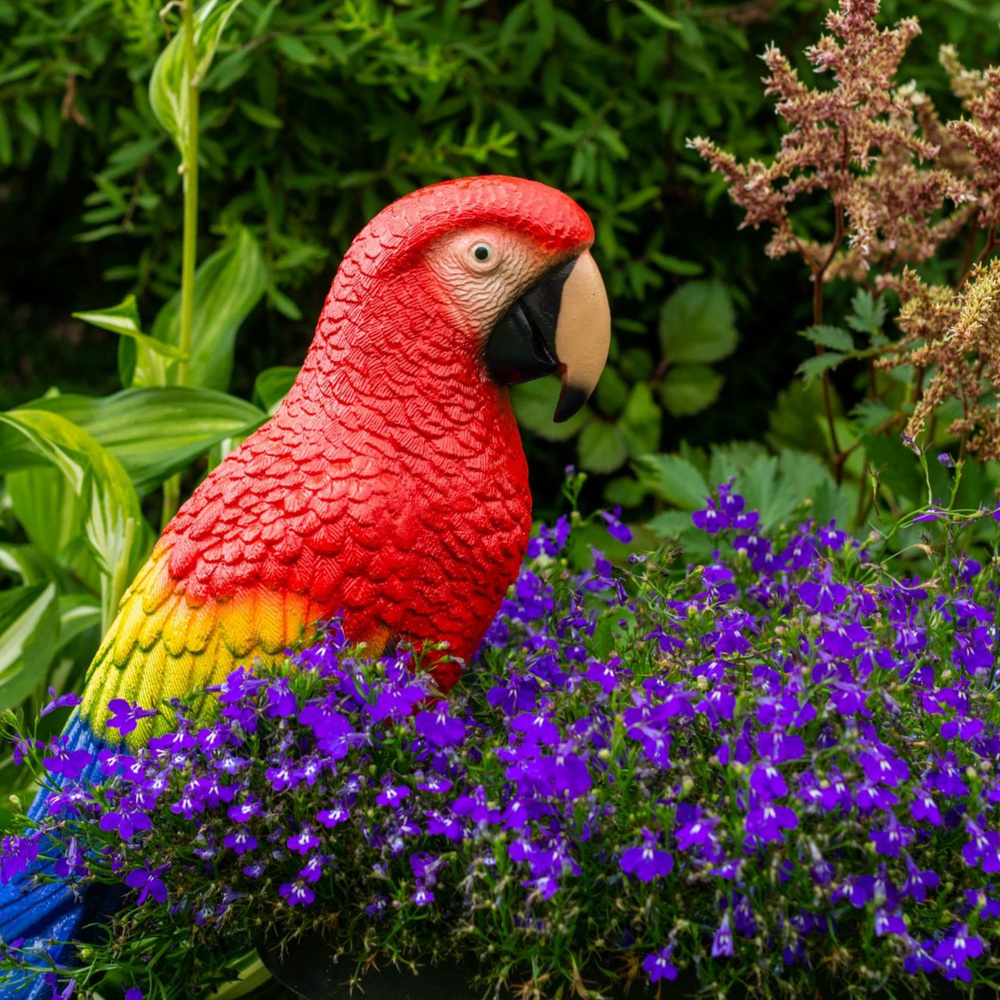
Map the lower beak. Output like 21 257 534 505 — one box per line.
485 250 611 422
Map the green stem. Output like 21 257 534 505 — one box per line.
161 1 200 530
178 0 199 389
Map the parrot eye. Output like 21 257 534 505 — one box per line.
471 242 493 264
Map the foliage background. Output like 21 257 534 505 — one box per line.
3 0 998 509
1 0 1000 750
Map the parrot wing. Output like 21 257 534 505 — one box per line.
78 540 320 745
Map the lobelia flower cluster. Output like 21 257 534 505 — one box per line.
2 486 1000 999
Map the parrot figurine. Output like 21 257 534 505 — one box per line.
0 175 611 997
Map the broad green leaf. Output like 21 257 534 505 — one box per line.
149 0 245 151
0 410 148 624
0 544 81 591
633 453 709 510
594 366 629 416
861 432 925 506
659 363 724 417
144 227 267 392
618 347 654 381
55 593 103 652
511 377 589 442
253 366 299 415
619 383 661 454
798 325 855 352
659 279 737 364
74 295 188 361
0 584 59 710
578 421 628 474
21 387 265 496
796 352 845 385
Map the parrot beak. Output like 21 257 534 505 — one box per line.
485 250 611 422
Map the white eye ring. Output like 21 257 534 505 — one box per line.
471 242 494 264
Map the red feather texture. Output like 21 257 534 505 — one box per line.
162 177 595 690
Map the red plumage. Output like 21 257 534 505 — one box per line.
157 176 595 690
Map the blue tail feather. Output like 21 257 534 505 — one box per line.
0 713 111 1000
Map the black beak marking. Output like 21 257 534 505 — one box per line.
484 259 575 387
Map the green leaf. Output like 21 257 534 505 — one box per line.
237 99 284 129
796 352 845 385
74 295 188 361
594 367 629 416
659 363 724 417
861 432 925 506
619 382 661 454
149 0 245 151
274 34 319 65
0 584 60 710
628 0 682 30
659 279 737 364
846 290 887 334
648 253 703 277
633 453 709 510
20 387 266 497
0 410 148 623
578 422 628 474
850 398 895 433
55 593 102 652
145 227 267 392
511 377 589 442
252 367 299 415
0 544 80 591
645 509 695 537
798 325 855 352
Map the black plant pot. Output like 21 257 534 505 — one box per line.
257 932 994 1000
257 931 662 1000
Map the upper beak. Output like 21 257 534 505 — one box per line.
485 250 611 422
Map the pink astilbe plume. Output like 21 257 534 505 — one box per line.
689 0 967 279
692 0 1000 462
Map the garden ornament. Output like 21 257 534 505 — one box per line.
0 175 610 998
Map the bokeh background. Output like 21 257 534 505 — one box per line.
4 0 998 517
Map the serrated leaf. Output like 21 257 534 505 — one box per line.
659 363 724 417
850 398 895 433
633 453 709 510
578 422 628 474
798 325 854 352
796 352 845 385
21 387 265 496
659 279 737 364
846 290 887 334
74 296 188 361
511 377 589 442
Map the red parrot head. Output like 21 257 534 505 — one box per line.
318 175 611 422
